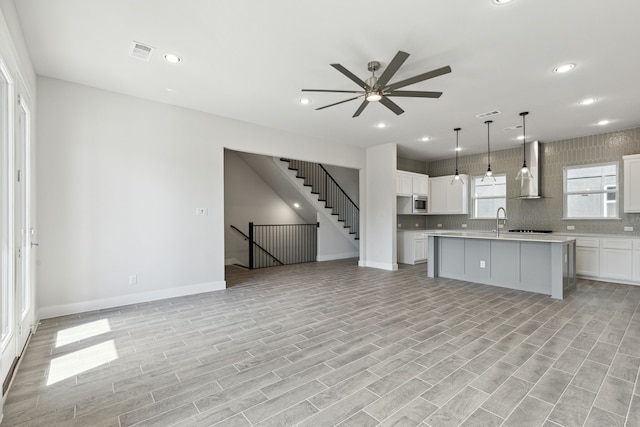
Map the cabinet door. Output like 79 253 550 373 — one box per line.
576 247 599 276
633 250 640 282
446 179 467 213
412 175 429 196
624 156 640 213
414 238 427 261
600 248 633 280
429 178 448 213
396 172 413 196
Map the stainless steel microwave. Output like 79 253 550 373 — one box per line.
413 195 428 213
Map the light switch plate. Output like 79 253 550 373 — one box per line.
624 226 634 232
462 224 468 228
567 225 575 230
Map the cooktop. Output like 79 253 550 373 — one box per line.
508 229 553 234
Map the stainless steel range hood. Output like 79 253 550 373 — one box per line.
515 140 543 199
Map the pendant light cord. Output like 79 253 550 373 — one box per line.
520 112 528 167
485 120 492 170
454 128 461 173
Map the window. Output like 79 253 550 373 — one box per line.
471 174 506 219
564 162 618 219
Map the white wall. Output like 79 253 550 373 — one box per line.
360 143 397 271
36 76 365 318
317 212 359 261
224 150 306 265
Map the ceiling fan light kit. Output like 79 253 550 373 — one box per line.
302 51 450 117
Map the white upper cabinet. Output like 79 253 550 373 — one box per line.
412 175 429 196
624 154 640 213
428 175 469 215
396 171 428 196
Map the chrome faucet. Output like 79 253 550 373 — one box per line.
496 207 507 237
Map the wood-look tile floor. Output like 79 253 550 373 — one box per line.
3 259 640 426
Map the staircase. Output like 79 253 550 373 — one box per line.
281 159 359 240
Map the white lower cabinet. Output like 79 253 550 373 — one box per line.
600 239 634 281
398 231 428 264
633 240 640 282
575 238 600 277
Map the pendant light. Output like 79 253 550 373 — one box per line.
515 111 533 181
482 120 495 182
451 128 464 185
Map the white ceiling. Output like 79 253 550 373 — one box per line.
13 0 640 161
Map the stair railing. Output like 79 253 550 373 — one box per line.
281 159 359 240
229 225 283 269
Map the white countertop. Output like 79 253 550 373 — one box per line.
429 231 576 243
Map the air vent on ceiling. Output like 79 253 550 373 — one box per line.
476 110 501 119
502 125 523 131
129 41 155 61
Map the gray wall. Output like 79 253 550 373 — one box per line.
425 127 640 236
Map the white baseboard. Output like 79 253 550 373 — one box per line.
358 260 398 271
317 251 359 261
38 281 226 319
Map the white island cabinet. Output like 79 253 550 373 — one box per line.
624 154 640 213
428 232 576 299
428 175 469 215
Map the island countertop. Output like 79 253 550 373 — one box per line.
427 231 577 244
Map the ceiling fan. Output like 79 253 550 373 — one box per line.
302 51 451 118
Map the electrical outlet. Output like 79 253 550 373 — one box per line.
196 208 208 216
415 223 419 227
437 224 443 228
129 275 137 285
461 224 468 228
480 261 486 268
567 225 575 230
498 224 504 229
624 226 634 232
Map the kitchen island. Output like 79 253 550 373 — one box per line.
427 232 576 299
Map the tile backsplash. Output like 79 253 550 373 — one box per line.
414 127 640 236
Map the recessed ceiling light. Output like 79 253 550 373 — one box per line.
517 135 525 140
597 119 610 126
579 98 597 105
455 147 462 152
553 63 575 73
420 136 430 142
377 122 386 129
164 53 182 64
299 98 310 105
293 203 300 208
492 0 514 4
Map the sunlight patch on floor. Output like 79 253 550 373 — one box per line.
47 340 118 385
55 319 111 348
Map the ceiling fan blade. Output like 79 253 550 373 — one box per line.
315 95 363 111
301 89 363 93
385 65 452 91
331 63 369 89
352 100 369 117
386 90 443 98
380 97 405 115
376 51 410 88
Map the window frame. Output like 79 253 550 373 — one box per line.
563 161 619 220
470 173 507 219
